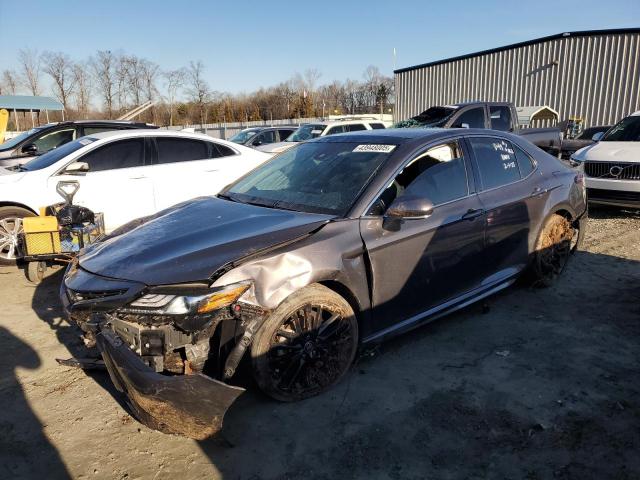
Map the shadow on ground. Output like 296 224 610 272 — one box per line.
0 324 71 479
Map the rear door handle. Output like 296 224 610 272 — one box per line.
462 208 484 220
129 176 147 180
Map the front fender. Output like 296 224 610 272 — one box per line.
211 220 371 319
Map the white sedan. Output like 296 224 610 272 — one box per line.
0 130 271 264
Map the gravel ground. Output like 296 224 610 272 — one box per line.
0 205 638 480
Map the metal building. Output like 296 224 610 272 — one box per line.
394 28 640 128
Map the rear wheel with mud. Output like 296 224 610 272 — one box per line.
530 214 575 287
251 284 358 402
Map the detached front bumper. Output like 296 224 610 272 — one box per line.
97 328 244 440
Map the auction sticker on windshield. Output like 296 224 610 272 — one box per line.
353 144 396 153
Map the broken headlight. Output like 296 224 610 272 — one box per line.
127 282 251 315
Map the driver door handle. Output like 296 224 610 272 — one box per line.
462 208 484 220
129 175 147 180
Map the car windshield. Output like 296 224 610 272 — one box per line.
0 127 43 151
229 130 258 143
20 137 96 171
285 124 325 142
602 116 640 142
412 106 457 127
223 141 396 215
578 127 608 140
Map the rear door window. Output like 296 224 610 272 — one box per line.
469 137 521 189
326 125 346 135
278 129 295 141
346 124 367 132
156 137 210 164
79 138 145 172
369 123 386 130
489 106 513 131
252 130 277 146
211 142 237 157
452 107 485 129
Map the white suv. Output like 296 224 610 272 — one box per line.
256 119 386 154
0 130 270 264
570 111 640 208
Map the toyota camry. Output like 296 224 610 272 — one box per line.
60 128 587 439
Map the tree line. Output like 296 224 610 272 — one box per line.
1 49 394 127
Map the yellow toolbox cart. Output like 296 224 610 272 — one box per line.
18 181 105 284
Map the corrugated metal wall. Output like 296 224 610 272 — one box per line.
394 32 640 127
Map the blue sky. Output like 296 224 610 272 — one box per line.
0 0 638 94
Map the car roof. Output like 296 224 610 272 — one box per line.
39 120 155 128
314 127 524 144
314 128 449 143
87 129 228 142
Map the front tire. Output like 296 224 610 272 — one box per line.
251 284 358 402
531 214 575 287
0 206 35 266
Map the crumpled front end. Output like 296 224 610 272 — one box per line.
97 328 244 440
61 262 269 439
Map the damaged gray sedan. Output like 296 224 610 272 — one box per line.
61 128 587 439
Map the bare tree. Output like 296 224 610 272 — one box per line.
91 50 117 118
141 59 159 102
42 51 76 109
1 70 19 95
186 61 210 124
164 68 185 126
18 48 41 95
73 62 92 119
304 68 322 94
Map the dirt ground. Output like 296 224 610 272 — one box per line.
1 206 639 480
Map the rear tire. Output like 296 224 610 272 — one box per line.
251 284 358 402
530 214 574 287
0 206 35 266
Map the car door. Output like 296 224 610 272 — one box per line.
466 135 546 280
50 137 156 232
360 139 487 334
149 137 247 210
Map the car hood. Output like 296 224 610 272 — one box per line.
79 196 333 285
573 141 640 163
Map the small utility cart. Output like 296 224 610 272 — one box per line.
18 181 105 284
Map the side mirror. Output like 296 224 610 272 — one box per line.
252 139 263 146
21 143 38 155
386 194 434 219
63 161 89 174
592 132 604 142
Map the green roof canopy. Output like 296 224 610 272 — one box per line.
0 95 64 112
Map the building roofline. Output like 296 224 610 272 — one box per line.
394 28 640 74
